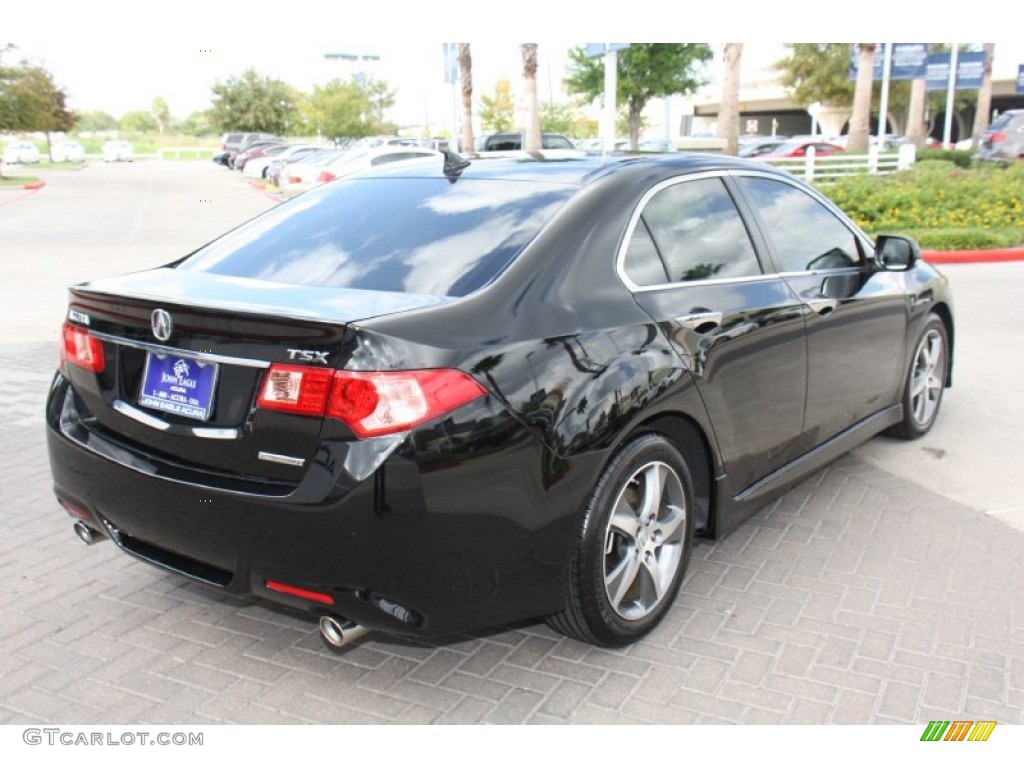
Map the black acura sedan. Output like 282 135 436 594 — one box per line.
46 152 953 648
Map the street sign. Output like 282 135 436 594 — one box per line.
849 43 928 81
443 43 458 84
584 43 629 58
926 51 987 90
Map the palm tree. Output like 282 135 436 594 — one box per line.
458 44 474 153
847 43 876 153
971 43 995 148
716 44 742 156
521 44 541 152
905 77 928 148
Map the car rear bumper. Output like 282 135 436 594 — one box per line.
46 374 603 636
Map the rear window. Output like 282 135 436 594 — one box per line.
179 175 575 297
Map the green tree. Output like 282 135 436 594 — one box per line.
178 110 215 137
151 96 171 135
479 79 513 132
120 110 158 133
209 68 298 134
0 57 75 165
77 110 118 132
304 78 368 139
774 44 854 108
565 43 712 149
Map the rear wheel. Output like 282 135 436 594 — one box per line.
548 433 694 646
887 313 948 439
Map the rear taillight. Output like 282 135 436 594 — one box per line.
317 171 336 183
61 323 105 373
289 175 302 184
257 366 486 437
989 132 1007 143
256 364 333 415
327 370 486 438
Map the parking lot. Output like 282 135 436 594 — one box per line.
0 162 1021 725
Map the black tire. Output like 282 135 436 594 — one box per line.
886 313 949 440
547 433 694 646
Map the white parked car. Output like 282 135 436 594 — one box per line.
102 141 133 162
51 141 85 162
243 144 317 179
3 141 41 164
298 146 443 191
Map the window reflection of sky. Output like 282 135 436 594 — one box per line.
179 178 575 298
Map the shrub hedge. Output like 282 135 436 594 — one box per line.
819 161 1024 250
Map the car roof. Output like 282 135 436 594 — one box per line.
357 152 784 186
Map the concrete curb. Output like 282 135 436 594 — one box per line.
922 247 1024 265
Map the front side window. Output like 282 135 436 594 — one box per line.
622 177 761 286
738 177 861 273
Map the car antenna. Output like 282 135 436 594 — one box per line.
442 148 471 182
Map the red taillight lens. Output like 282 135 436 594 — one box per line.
256 365 486 437
289 175 302 184
989 132 1007 143
327 370 487 438
256 364 333 415
61 323 105 373
317 171 336 183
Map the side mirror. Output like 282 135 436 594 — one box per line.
875 235 920 271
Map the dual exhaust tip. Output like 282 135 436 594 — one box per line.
72 522 369 651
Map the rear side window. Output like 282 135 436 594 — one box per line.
623 177 761 285
179 176 575 297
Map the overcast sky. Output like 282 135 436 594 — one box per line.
4 4 1018 128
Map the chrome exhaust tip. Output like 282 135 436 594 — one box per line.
73 521 102 545
319 615 370 651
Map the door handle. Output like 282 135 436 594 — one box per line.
675 311 723 333
806 298 838 317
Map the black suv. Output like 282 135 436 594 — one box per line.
975 110 1024 163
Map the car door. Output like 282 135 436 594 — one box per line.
733 173 907 449
620 173 809 493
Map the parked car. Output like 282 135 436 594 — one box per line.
475 131 576 151
738 137 788 158
3 141 41 164
974 109 1024 163
51 140 85 163
757 140 844 159
314 146 442 184
275 148 347 195
46 153 953 649
266 146 326 188
101 141 133 162
243 144 317 179
233 141 287 173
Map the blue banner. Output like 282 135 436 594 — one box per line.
1017 65 1024 95
849 44 929 81
926 51 987 90
443 43 457 84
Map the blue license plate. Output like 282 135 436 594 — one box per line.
138 353 219 421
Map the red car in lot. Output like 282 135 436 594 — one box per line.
758 140 844 159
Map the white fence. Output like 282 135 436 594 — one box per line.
760 144 917 183
157 147 218 161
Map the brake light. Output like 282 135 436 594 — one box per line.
327 370 486 438
256 365 486 437
989 132 1007 143
257 364 332 415
317 171 337 183
61 323 105 373
289 175 302 184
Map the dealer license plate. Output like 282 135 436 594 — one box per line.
138 353 219 421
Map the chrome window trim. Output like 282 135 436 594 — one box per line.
615 168 872 294
90 332 270 369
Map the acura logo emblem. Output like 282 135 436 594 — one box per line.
151 309 173 342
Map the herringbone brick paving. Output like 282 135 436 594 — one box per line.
2 343 1022 725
